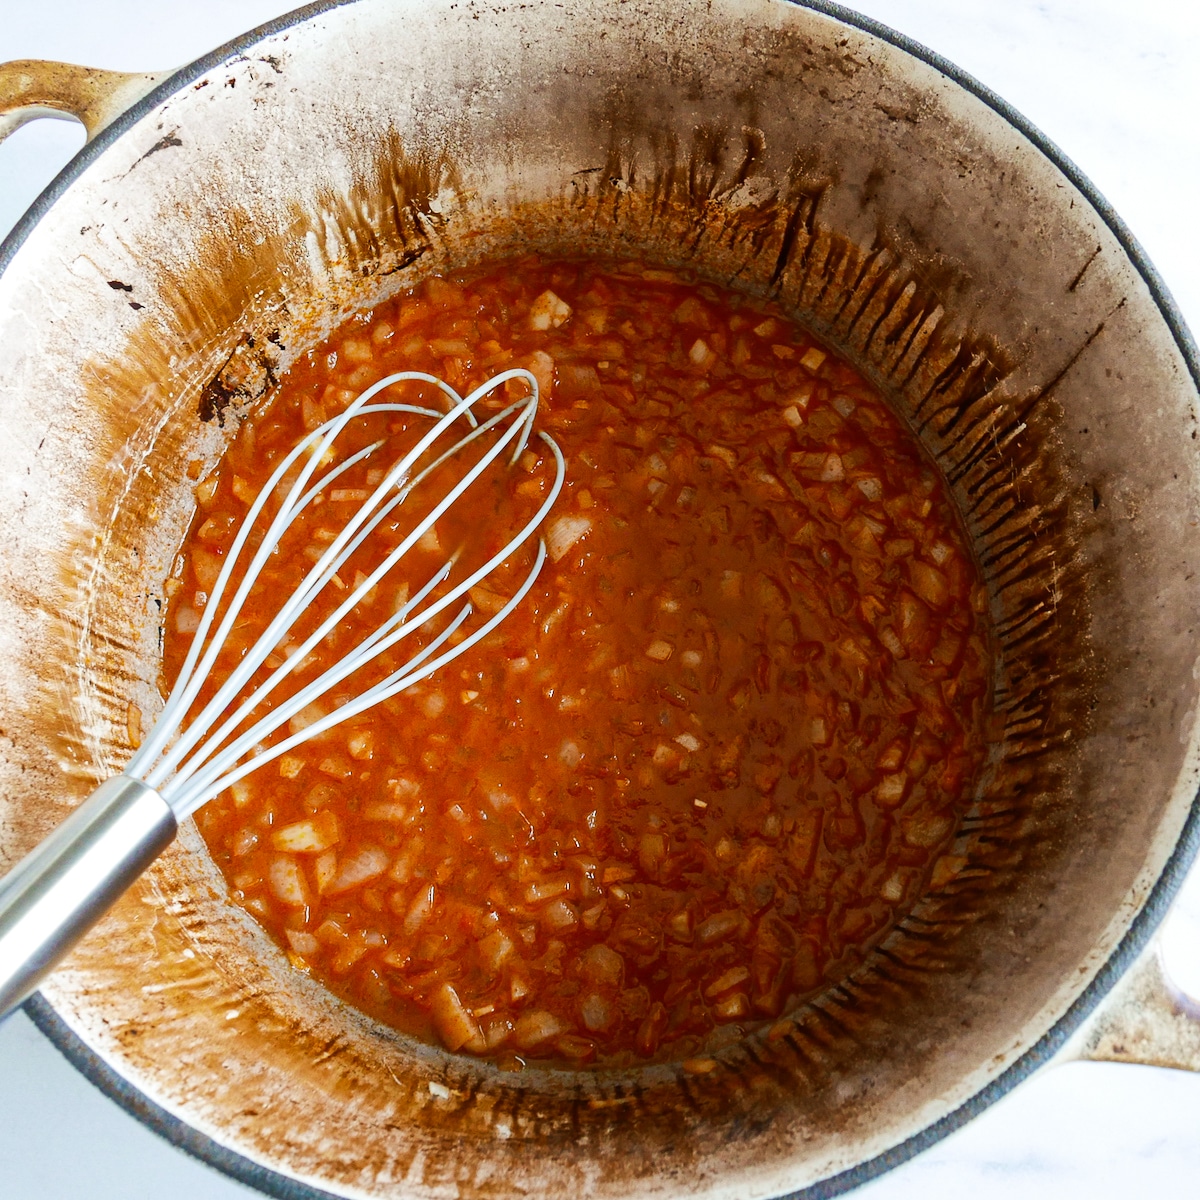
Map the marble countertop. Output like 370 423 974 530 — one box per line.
2 1 1200 1196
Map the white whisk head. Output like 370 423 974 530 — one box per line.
126 369 565 820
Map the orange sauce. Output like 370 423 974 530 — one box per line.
167 259 991 1068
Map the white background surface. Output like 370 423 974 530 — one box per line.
2 1 1200 1197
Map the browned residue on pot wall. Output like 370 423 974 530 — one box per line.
60 115 1086 1155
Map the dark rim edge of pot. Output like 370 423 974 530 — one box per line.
9 1 1200 1197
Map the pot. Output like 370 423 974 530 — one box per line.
2 1 1200 1197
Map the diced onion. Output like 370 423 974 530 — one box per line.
541 898 579 930
324 847 389 895
478 930 514 971
512 1009 567 1049
545 514 592 561
285 929 320 957
525 876 572 904
910 561 950 607
580 993 615 1032
169 261 992 1069
704 966 750 998
278 754 305 779
314 849 338 894
404 884 436 934
903 813 953 848
818 453 844 482
696 910 744 945
579 944 624 985
874 772 909 808
272 812 340 854
268 856 309 907
528 290 573 331
714 992 751 1020
431 983 485 1053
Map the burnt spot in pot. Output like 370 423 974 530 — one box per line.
198 331 282 425
127 131 183 173
1068 245 1103 293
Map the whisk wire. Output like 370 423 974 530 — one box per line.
158 392 533 800
177 366 536 721
136 369 561 818
175 538 552 816
134 373 492 774
167 425 563 818
150 384 539 795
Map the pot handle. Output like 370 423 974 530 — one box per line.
0 59 172 145
1060 938 1200 1071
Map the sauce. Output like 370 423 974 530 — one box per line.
167 259 992 1068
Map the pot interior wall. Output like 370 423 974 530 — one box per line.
1 1 1199 1197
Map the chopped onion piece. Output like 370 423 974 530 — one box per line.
272 811 339 854
696 910 744 945
512 1009 567 1050
325 847 389 895
579 944 624 985
704 966 750 998
468 585 508 615
713 992 750 1020
818 453 844 482
362 806 410 825
528 289 573 331
268 856 309 907
689 338 717 368
545 514 592 561
541 898 579 930
875 772 909 808
431 983 486 1053
314 849 337 894
285 929 320 957
405 884 436 934
525 876 571 904
478 930 514 971
911 561 950 608
645 639 673 662
580 992 615 1032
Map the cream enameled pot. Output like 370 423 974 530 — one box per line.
2 2 1200 1197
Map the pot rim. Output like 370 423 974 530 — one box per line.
8 1 1200 1197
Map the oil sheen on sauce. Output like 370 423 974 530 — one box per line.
165 259 992 1070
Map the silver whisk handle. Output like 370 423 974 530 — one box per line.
0 775 176 1022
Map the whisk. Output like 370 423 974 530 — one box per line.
0 368 564 1020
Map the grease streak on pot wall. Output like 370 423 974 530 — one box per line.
0 1 1199 1198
